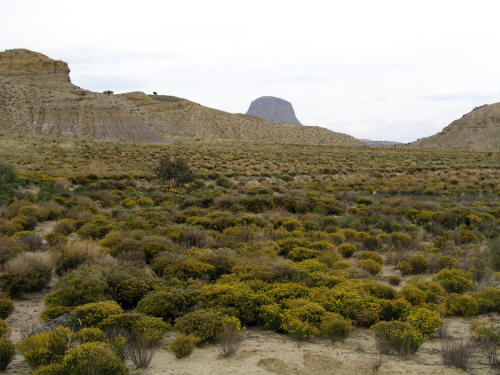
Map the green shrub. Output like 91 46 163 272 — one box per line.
74 328 106 343
287 247 319 262
0 252 52 297
99 312 169 344
139 241 167 263
33 363 65 375
136 289 194 323
406 307 442 337
0 161 19 201
0 337 14 371
53 219 76 236
338 243 357 258
372 321 425 356
0 319 9 337
388 275 402 286
472 288 500 313
174 310 241 344
154 156 196 188
0 298 14 319
111 278 152 309
44 276 108 308
433 269 473 293
379 298 411 321
408 252 427 274
435 256 459 270
319 312 353 341
71 301 123 328
396 261 413 275
61 342 127 375
40 306 73 321
169 334 198 358
443 294 480 316
359 251 383 265
359 259 381 275
18 327 72 368
400 285 426 306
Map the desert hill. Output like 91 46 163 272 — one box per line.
409 104 500 151
246 96 302 125
0 49 362 146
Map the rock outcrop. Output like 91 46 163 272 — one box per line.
0 48 363 146
408 104 500 151
246 96 302 125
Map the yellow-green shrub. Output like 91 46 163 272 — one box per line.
433 269 473 293
443 294 480 316
18 327 72 368
169 334 198 358
319 312 353 341
372 321 425 356
338 243 357 258
61 342 127 375
74 328 106 343
174 310 241 344
71 301 123 328
406 307 442 337
0 337 15 371
0 298 13 319
359 259 381 275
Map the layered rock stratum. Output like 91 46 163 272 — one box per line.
409 104 500 151
0 49 362 146
246 96 302 125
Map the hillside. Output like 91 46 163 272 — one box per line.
409 104 500 151
0 48 362 146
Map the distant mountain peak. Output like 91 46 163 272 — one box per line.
246 96 302 125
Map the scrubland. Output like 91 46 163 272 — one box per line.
0 134 499 374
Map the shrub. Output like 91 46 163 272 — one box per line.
388 275 402 286
61 342 127 375
53 242 103 276
406 307 442 337
111 278 152 310
408 252 427 274
400 285 426 306
473 288 500 314
154 156 196 188
169 334 198 358
71 301 123 328
33 363 65 375
139 241 167 263
0 252 52 297
338 243 357 258
319 312 353 341
0 337 14 371
77 216 115 240
53 219 76 236
433 269 473 293
441 338 473 370
0 298 14 319
99 312 169 344
136 288 194 323
0 319 9 337
0 161 19 201
74 328 106 343
396 261 413 275
40 306 73 321
280 313 319 339
18 327 72 368
435 256 459 270
287 247 319 262
443 294 480 316
359 251 383 265
45 276 108 308
379 298 411 321
372 321 425 356
174 310 241 344
359 259 381 275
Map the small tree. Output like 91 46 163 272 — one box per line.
154 156 196 188
102 90 114 95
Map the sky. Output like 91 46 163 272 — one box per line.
2 0 500 142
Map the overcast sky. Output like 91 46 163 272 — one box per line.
2 0 500 142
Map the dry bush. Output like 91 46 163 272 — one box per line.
127 334 157 369
217 324 243 358
441 338 474 370
53 241 111 275
4 251 51 274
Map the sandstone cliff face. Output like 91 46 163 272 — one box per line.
246 96 302 125
0 48 363 146
0 49 168 143
409 104 500 151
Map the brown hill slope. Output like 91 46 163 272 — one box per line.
409 104 500 151
119 92 361 145
0 49 362 146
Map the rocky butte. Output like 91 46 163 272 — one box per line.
246 96 302 125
